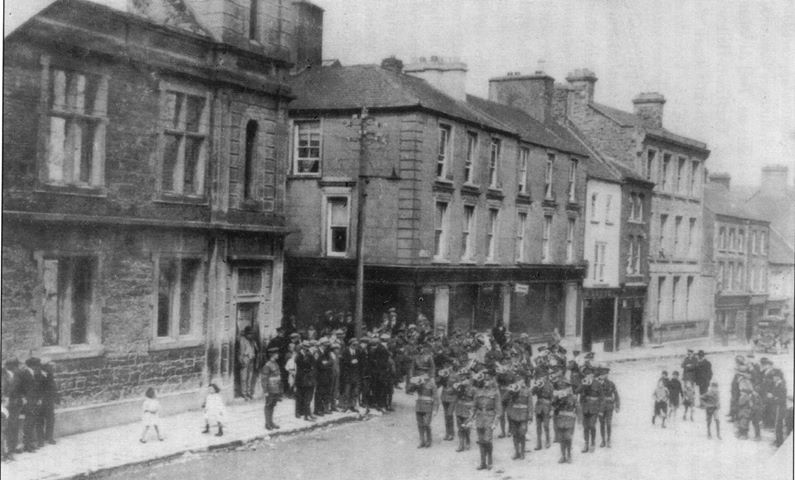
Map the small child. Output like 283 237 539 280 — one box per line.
682 380 696 421
140 387 164 443
202 383 226 436
700 381 721 439
750 384 764 439
1 396 12 462
652 378 669 428
667 371 683 422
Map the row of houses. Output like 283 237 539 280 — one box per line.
3 0 792 436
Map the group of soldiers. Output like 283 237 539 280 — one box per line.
727 354 791 445
405 330 619 469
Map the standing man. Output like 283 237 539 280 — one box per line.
694 350 713 396
470 371 502 471
596 367 619 448
19 358 42 452
2 359 21 458
261 347 282 430
577 371 600 453
340 337 363 412
767 371 788 447
267 327 290 396
408 373 438 448
552 375 577 464
437 367 458 441
294 342 317 422
454 370 476 452
681 349 697 385
238 326 259 399
531 366 553 450
505 378 533 460
314 339 333 416
37 359 58 446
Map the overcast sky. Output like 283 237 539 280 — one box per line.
6 0 794 187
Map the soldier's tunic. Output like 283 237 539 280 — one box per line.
553 390 577 441
414 378 437 427
473 385 502 443
439 373 458 437
455 382 476 432
579 381 602 429
532 380 554 421
506 387 533 437
261 359 283 428
599 379 620 422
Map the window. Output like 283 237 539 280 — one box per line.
566 218 575 263
672 276 680 319
737 263 744 290
568 159 578 202
161 88 209 196
518 148 529 194
627 236 635 275
638 194 645 221
434 201 449 259
718 262 725 290
686 276 693 320
237 268 263 295
689 161 699 196
661 154 671 191
156 257 202 339
728 262 735 290
243 120 258 200
674 216 682 257
646 150 656 182
542 215 552 262
729 228 736 251
657 276 666 321
590 193 598 221
751 231 757 254
516 212 528 261
593 242 606 282
294 120 321 174
437 124 452 178
326 197 350 256
486 208 499 261
545 154 555 199
676 157 686 193
41 256 96 347
760 231 767 254
633 236 642 274
629 194 638 221
659 214 668 256
489 138 501 188
249 0 259 40
462 205 475 260
738 229 745 252
719 227 727 250
43 66 108 187
604 195 613 223
687 218 696 257
464 132 477 183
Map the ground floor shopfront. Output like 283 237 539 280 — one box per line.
283 257 585 341
714 293 768 343
581 286 646 352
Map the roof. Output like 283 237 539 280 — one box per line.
561 121 649 185
704 182 766 222
7 0 210 39
768 227 795 265
743 187 795 245
464 95 588 156
289 65 513 134
590 102 708 152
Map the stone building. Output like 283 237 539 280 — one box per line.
703 174 770 342
2 0 308 435
284 60 588 341
559 69 711 343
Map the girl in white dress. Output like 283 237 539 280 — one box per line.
140 387 164 443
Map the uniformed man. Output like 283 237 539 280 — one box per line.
19 358 42 452
768 371 788 446
470 370 502 470
294 342 317 421
409 341 436 381
453 368 476 452
568 351 582 389
314 338 333 415
437 366 458 441
495 361 517 438
505 378 533 460
552 376 577 464
681 349 697 385
735 373 754 439
596 367 619 447
578 370 600 453
407 373 439 448
261 347 282 430
340 337 363 412
531 366 553 450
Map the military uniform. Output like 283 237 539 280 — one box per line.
552 380 577 463
454 379 476 452
471 380 502 470
496 368 516 438
408 376 438 448
438 370 458 441
578 376 601 452
735 378 754 438
596 371 619 447
506 384 533 460
261 348 283 430
531 375 553 450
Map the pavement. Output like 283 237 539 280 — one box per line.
0 339 778 480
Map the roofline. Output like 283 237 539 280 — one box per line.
770 225 795 252
707 208 771 225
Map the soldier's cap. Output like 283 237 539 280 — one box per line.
408 324 417 330
308 340 319 347
697 350 705 357
300 341 311 348
333 329 344 335
735 355 746 364
25 357 41 367
760 357 772 365
736 364 750 374
319 338 331 345
584 352 595 358
388 307 397 313
347 337 359 345
331 342 341 350
324 310 333 315
267 347 280 354
537 346 547 352
290 332 301 339
687 349 694 354
379 334 390 341
597 367 610 375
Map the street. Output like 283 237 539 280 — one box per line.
105 352 793 480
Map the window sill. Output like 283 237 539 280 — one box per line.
325 253 351 259
432 257 451 264
149 337 204 351
288 174 322 180
35 185 107 198
461 183 481 194
590 220 599 224
606 221 615 226
459 259 477 265
154 195 209 206
38 344 105 360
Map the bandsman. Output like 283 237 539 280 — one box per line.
552 376 577 464
453 367 476 452
470 371 502 470
407 373 439 448
505 378 533 460
438 366 458 441
260 347 282 430
596 367 619 447
578 370 600 452
531 366 553 450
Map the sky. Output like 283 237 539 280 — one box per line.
6 0 795 188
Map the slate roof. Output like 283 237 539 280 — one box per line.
743 188 795 246
590 102 708 152
704 182 766 221
560 121 649 185
768 227 795 265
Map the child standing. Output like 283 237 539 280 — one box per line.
667 371 683 422
682 380 696 421
202 383 226 436
652 378 669 428
700 382 721 439
140 388 164 443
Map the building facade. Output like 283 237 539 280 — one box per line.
284 60 588 341
559 69 711 343
703 174 769 342
2 0 302 435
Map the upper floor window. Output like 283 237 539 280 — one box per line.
545 154 555 199
687 218 696 257
518 147 529 194
486 208 499 261
738 229 745 252
638 194 645 221
464 131 478 184
542 215 552 262
760 231 767 254
719 227 727 250
590 193 598 221
489 138 501 188
43 66 108 188
604 194 613 223
646 149 656 182
41 255 98 347
729 228 736 251
516 211 528 262
659 214 669 256
156 257 203 339
593 241 606 282
294 120 321 175
751 231 757 254
325 196 350 256
566 218 576 263
462 205 476 260
661 153 671 191
437 124 452 179
160 87 209 196
434 201 450 259
627 236 636 275
674 216 683 256
249 0 259 40
690 161 700 197
568 159 578 202
676 157 686 194
243 120 258 200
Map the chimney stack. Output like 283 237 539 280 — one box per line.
708 172 731 190
565 68 598 104
404 56 468 101
488 70 555 123
380 56 404 73
760 164 789 193
632 92 666 129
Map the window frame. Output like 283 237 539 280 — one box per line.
594 241 606 282
486 207 500 262
518 147 529 195
542 215 553 263
566 218 575 263
488 138 501 188
323 193 351 257
464 131 478 184
434 200 450 260
661 153 671 192
437 124 453 179
292 119 323 176
590 193 598 222
659 214 669 256
516 211 528 262
604 194 613 224
568 158 578 202
462 204 476 260
153 254 205 343
545 154 555 200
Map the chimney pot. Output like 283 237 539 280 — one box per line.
760 164 789 194
708 172 731 190
380 56 404 73
632 92 666 129
566 68 598 104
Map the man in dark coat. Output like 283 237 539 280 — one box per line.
2 359 22 459
369 335 392 411
294 342 317 421
267 327 290 395
19 358 42 452
314 339 334 415
340 337 363 412
261 347 283 430
694 350 712 396
37 359 58 446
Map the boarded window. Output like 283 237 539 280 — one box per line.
41 256 95 347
